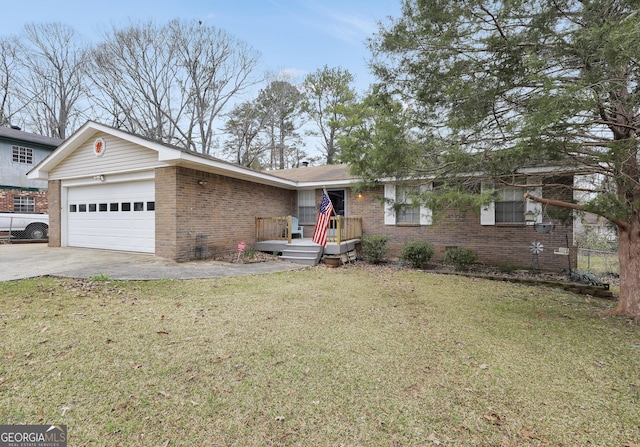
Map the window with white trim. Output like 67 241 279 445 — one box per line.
481 179 542 225
396 185 420 223
12 146 34 164
496 186 525 223
14 196 35 213
298 190 316 224
384 183 433 226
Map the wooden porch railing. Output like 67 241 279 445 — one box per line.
256 216 294 243
256 215 362 245
327 216 363 244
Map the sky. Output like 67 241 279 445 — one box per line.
0 0 403 94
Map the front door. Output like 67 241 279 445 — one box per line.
327 189 346 216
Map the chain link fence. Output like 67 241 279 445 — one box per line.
577 248 619 276
0 216 49 242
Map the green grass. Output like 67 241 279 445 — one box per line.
1 266 639 446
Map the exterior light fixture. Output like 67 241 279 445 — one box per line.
524 210 536 223
93 175 105 182
198 179 208 186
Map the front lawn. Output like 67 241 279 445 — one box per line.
0 266 638 446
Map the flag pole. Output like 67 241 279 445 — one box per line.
323 187 336 217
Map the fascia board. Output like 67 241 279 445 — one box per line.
27 122 100 180
172 151 299 189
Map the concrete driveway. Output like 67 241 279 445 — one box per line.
0 243 305 281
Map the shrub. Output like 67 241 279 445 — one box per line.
361 235 389 264
402 240 435 269
445 247 477 270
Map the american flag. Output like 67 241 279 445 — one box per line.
312 192 334 246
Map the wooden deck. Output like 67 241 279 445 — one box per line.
255 215 362 265
254 237 360 256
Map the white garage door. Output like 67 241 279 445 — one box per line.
67 180 155 253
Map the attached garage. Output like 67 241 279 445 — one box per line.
28 121 298 261
66 179 155 253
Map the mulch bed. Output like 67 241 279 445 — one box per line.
329 260 618 300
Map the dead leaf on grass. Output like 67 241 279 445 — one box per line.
624 443 640 447
129 362 143 370
39 326 48 333
211 354 232 364
278 430 297 442
3 352 15 359
484 413 505 426
427 432 441 445
156 330 170 335
521 429 540 439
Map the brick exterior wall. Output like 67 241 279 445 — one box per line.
156 166 296 262
47 181 61 247
347 182 577 272
0 188 48 214
46 157 575 272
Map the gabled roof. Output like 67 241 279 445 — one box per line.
28 121 361 189
0 126 63 148
268 164 356 186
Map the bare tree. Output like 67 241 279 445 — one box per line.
88 21 184 144
169 20 261 154
88 20 260 154
17 23 88 138
0 37 23 127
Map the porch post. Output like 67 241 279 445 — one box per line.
287 215 293 244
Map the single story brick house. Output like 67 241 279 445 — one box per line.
29 121 576 270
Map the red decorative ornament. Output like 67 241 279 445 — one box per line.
93 138 106 157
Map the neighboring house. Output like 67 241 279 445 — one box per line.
29 121 576 271
0 126 63 213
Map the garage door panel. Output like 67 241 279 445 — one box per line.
67 181 155 253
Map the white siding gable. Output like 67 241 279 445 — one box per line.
49 132 167 180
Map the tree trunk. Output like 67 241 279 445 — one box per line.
614 219 640 318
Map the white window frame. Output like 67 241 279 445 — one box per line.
481 179 542 226
384 183 433 226
14 196 35 213
297 190 316 224
12 146 34 165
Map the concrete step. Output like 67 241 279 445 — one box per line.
280 245 323 265
280 255 320 266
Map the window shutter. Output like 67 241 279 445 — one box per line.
480 181 495 226
526 177 543 223
384 184 396 225
419 183 433 225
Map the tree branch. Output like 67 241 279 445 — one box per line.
524 192 628 230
